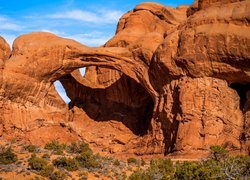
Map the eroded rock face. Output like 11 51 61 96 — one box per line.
0 0 249 158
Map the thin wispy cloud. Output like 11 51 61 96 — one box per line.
0 16 8 21
66 32 112 46
0 15 22 30
47 9 123 24
41 29 66 36
39 30 111 46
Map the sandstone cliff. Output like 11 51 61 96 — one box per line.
0 0 249 158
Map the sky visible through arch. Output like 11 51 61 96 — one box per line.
0 0 193 103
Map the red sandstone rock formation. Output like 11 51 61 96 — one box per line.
0 0 249 158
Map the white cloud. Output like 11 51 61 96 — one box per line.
0 23 21 30
47 9 123 24
41 29 66 36
0 15 22 30
0 16 8 21
65 33 111 46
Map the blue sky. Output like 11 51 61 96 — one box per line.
0 0 193 103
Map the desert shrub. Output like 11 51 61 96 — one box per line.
175 161 201 179
116 172 127 180
127 158 137 165
199 159 223 179
78 171 88 180
129 168 149 180
67 141 92 154
49 169 67 180
75 151 100 169
174 156 250 179
113 159 120 166
129 159 174 179
222 156 250 179
25 144 39 153
40 164 54 177
0 147 18 164
210 145 229 161
42 153 50 160
28 154 48 171
129 154 250 179
28 154 55 177
175 160 224 180
140 159 146 166
53 157 78 171
44 140 66 155
147 158 175 179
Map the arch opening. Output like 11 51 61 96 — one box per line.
79 67 86 76
58 67 154 136
54 80 71 104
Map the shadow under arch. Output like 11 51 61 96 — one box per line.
58 70 154 136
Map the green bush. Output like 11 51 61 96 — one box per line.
67 141 92 154
28 154 48 171
42 153 50 159
222 156 250 179
0 147 18 164
129 155 250 180
28 154 55 177
140 159 146 166
113 159 120 166
25 144 39 153
147 158 175 179
49 170 67 180
175 162 218 179
127 158 137 165
210 145 229 161
129 169 149 180
75 151 100 169
44 140 66 155
53 157 78 171
40 164 54 177
129 159 174 179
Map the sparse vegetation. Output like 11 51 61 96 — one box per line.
40 164 54 177
210 145 229 161
44 140 66 155
129 168 148 180
0 146 18 164
1 141 249 180
28 153 56 178
53 157 78 171
128 146 250 180
49 169 67 180
113 159 121 166
129 158 175 179
41 153 50 160
175 160 221 179
28 154 48 172
67 141 92 154
75 150 100 169
25 144 39 153
140 158 146 166
127 158 137 165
